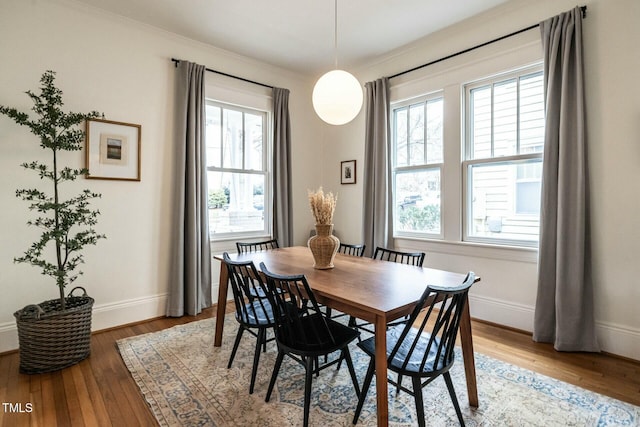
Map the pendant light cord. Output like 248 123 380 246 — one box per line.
334 0 338 69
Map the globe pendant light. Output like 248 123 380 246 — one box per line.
312 0 363 125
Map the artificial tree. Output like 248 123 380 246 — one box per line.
1 70 105 311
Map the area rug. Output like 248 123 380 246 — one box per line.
117 316 639 426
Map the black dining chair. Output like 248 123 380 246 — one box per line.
352 272 476 427
222 252 276 394
372 246 425 266
338 242 366 257
236 238 279 254
259 262 361 427
349 246 427 334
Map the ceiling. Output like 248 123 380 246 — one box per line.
73 0 511 75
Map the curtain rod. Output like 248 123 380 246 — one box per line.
171 58 274 89
389 5 587 80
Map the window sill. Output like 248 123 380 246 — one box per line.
394 236 538 263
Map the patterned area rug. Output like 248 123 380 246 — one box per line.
117 316 639 426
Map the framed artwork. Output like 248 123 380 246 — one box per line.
340 160 356 184
86 118 141 181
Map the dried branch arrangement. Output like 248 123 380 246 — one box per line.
308 187 337 225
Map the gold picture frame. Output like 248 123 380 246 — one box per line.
85 118 141 181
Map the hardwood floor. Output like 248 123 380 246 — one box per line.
1 302 638 427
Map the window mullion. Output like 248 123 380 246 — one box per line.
516 77 521 154
219 107 224 168
241 112 246 170
423 102 428 165
408 107 412 166
490 83 495 158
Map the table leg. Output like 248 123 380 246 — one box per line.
214 262 229 347
374 315 389 427
459 294 478 407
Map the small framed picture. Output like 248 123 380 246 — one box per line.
86 118 141 181
341 160 356 185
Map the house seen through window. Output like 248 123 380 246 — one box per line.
464 66 545 245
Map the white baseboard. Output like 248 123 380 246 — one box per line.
469 294 640 361
3 292 638 361
92 293 169 331
0 322 19 354
595 322 640 361
469 293 535 333
0 293 169 354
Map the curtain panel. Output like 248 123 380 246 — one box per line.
166 61 212 317
272 87 293 247
362 78 392 256
533 7 599 352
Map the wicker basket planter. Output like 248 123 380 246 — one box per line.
14 287 94 374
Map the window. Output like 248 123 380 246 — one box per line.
392 95 443 237
205 101 270 238
464 66 544 246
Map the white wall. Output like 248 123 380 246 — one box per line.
0 0 323 352
323 0 640 360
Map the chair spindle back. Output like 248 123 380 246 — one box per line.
259 263 336 350
373 246 425 266
338 243 366 257
223 252 271 325
236 239 280 254
388 272 476 374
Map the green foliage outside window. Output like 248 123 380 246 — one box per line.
208 189 228 209
398 204 439 232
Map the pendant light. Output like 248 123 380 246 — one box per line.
312 0 363 125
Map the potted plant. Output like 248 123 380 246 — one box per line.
0 70 105 374
307 187 340 269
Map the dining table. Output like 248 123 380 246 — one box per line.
213 246 480 427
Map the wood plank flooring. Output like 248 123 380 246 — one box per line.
1 302 638 427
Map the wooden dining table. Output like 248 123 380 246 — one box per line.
213 246 480 426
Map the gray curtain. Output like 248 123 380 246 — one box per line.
272 87 293 246
533 7 599 352
362 77 392 256
166 61 212 317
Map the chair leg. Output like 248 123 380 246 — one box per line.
348 316 365 342
443 372 465 426
303 356 315 427
352 359 375 425
313 357 320 377
323 309 332 363
342 349 361 398
396 373 403 395
249 328 265 394
227 326 245 369
336 351 345 370
266 350 285 402
412 376 426 427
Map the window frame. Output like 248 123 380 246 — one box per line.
391 91 445 239
462 64 544 247
205 99 273 241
